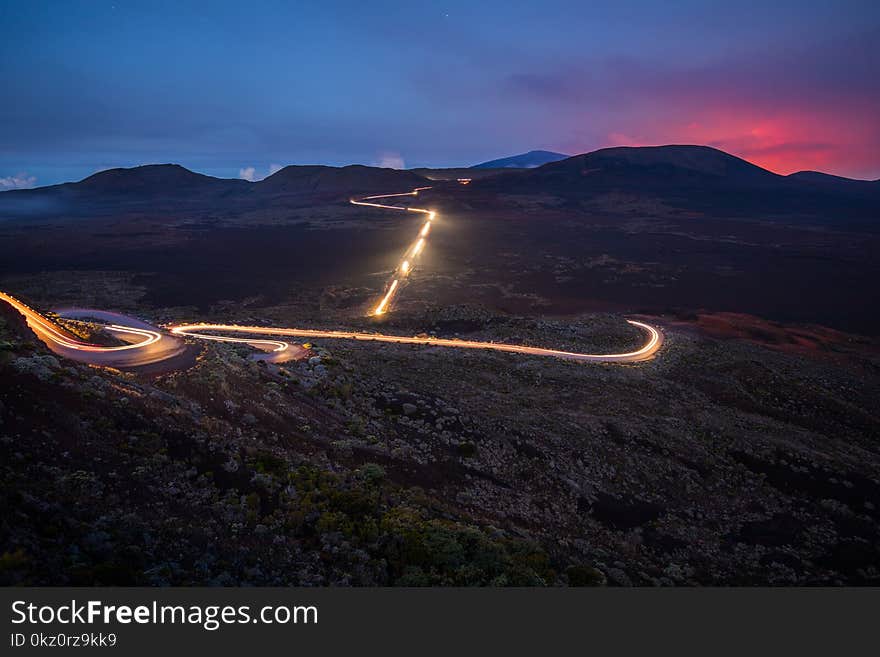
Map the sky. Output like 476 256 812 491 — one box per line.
1 0 878 187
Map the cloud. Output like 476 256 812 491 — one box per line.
239 164 285 181
0 173 37 190
499 27 880 178
373 152 405 169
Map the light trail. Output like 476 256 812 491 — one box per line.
169 318 661 363
1 289 662 367
0 291 162 352
1 185 664 368
350 188 436 315
373 279 399 316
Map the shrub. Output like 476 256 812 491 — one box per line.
358 463 386 483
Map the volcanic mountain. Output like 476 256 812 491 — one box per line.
73 164 246 196
0 164 429 220
255 164 427 195
483 145 783 188
473 145 879 223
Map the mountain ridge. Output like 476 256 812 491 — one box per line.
1 147 876 225
469 145 879 225
256 164 427 194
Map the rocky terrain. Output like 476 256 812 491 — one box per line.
2 300 878 586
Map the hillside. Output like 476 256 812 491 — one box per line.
3 291 879 586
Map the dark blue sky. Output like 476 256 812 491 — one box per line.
2 0 878 187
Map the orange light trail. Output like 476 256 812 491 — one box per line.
0 291 162 352
350 187 437 315
168 319 661 362
374 279 399 315
1 185 664 368
1 289 662 365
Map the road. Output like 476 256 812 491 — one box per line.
0 185 663 367
169 319 661 362
350 187 435 315
0 292 185 368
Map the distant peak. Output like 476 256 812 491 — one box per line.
472 150 569 169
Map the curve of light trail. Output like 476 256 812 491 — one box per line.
0 291 162 352
350 186 435 315
168 319 661 362
0 186 663 366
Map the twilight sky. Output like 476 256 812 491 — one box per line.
1 0 878 187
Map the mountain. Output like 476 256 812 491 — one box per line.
0 164 251 220
475 145 783 196
256 164 426 195
537 144 779 182
3 164 247 200
472 150 569 169
2 149 876 225
472 145 879 223
74 164 246 195
2 163 427 200
0 163 428 220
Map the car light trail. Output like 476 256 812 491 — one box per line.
350 188 437 315
1 185 664 368
2 288 663 365
374 279 399 315
168 318 661 362
0 291 162 352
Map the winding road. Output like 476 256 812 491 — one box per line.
0 291 185 367
350 186 434 315
1 186 663 368
169 319 661 363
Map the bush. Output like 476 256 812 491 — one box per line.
283 466 558 585
566 565 606 587
358 463 386 483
